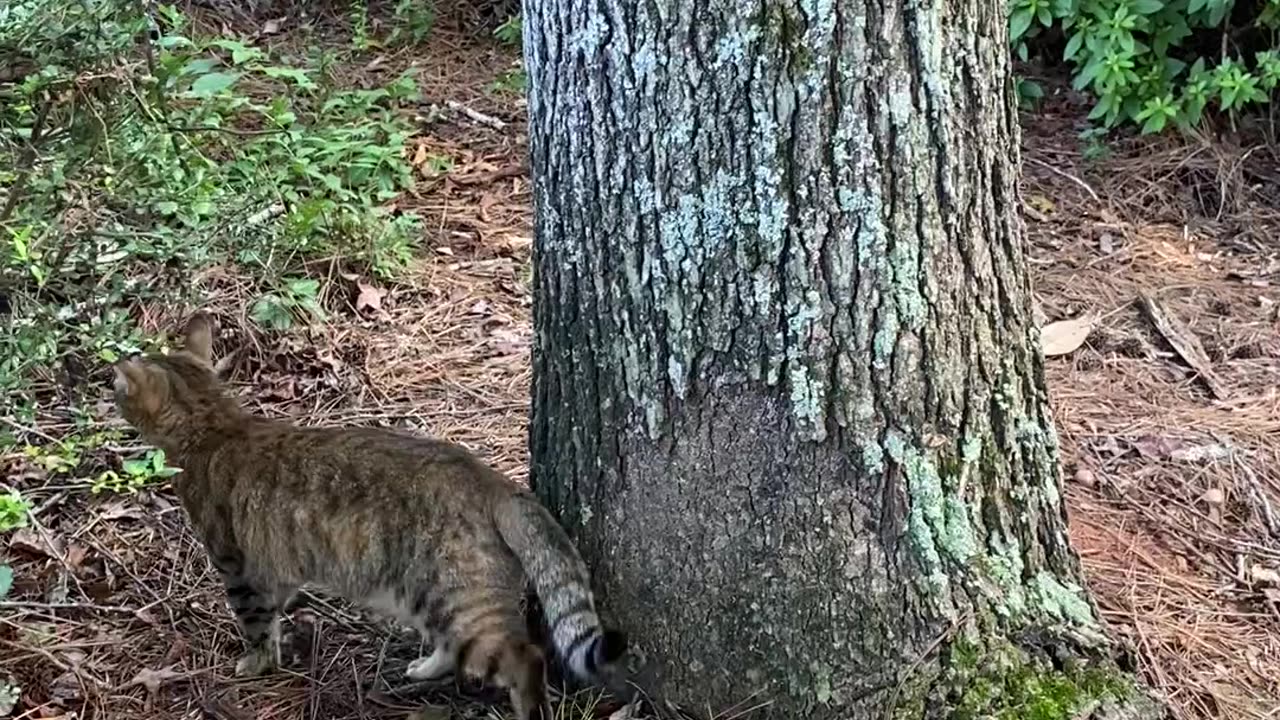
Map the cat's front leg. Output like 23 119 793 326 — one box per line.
212 543 294 676
218 569 294 677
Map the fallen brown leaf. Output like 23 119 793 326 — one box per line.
1040 314 1095 356
8 528 56 557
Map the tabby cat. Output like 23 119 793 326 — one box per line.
111 312 626 720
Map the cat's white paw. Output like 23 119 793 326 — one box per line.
234 645 278 677
405 647 455 680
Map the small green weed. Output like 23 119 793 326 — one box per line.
390 0 435 45
493 14 523 46
0 491 31 533
251 277 327 331
1078 126 1111 161
349 0 375 50
490 67 528 94
21 443 81 477
93 449 182 494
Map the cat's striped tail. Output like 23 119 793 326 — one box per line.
494 493 627 683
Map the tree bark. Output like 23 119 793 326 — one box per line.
524 1 1157 718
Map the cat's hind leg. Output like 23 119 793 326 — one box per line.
405 639 456 681
405 595 456 680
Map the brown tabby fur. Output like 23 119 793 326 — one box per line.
112 313 626 720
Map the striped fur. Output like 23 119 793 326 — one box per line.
111 313 626 720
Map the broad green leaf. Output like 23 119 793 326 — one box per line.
122 459 149 475
159 35 193 49
287 277 320 297
189 71 241 97
1010 7 1035 40
1064 32 1085 60
1141 112 1168 133
180 58 219 76
211 39 264 65
261 66 317 90
1075 58 1104 89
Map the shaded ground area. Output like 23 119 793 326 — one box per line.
4 8 1280 720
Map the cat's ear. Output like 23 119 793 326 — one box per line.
113 358 152 398
182 312 215 365
112 358 168 416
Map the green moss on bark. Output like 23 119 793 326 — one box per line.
941 638 1139 720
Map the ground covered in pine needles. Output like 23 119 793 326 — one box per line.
3 4 1280 720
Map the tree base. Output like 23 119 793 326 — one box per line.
906 633 1166 720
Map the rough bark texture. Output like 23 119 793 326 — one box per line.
524 0 1138 717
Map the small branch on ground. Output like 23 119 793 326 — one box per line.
1026 156 1101 203
246 203 287 226
444 100 508 131
1139 292 1228 399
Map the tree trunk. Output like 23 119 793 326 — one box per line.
523 1 1158 718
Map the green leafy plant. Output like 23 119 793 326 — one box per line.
93 449 181 494
493 14 523 46
251 277 327 330
1010 0 1280 132
0 491 31 532
21 442 81 476
490 67 528 94
0 1 423 412
390 0 435 45
349 0 375 50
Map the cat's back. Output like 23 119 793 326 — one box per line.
218 420 515 509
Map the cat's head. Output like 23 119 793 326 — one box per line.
112 312 236 444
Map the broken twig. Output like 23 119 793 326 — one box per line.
444 100 507 130
1139 293 1227 399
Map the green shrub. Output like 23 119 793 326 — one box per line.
1011 0 1280 132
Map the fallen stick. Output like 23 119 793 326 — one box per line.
445 100 507 130
1139 292 1227 399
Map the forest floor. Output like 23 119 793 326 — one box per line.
3 3 1280 720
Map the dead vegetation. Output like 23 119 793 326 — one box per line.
1 5 1279 720
1025 91 1280 720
